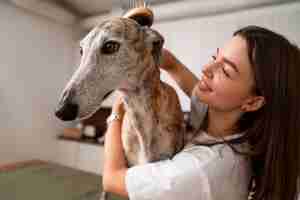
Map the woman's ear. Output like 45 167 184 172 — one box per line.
241 96 265 112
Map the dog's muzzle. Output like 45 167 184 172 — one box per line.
55 89 78 121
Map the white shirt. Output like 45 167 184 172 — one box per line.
125 95 252 200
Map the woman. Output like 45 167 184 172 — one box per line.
102 26 300 200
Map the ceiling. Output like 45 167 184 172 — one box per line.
8 0 297 30
51 0 183 18
51 0 111 17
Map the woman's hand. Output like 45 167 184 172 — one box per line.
111 92 125 119
103 91 128 197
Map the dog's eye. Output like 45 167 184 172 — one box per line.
101 41 120 54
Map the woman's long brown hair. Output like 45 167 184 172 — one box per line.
232 26 300 200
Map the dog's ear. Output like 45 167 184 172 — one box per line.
145 28 164 66
123 7 154 27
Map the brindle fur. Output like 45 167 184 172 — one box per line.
56 17 185 166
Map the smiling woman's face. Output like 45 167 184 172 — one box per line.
193 35 256 112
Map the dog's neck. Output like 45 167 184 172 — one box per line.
121 64 162 127
121 63 161 98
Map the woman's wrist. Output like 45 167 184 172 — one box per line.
106 112 123 126
111 93 125 119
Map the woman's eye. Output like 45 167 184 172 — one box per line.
101 41 120 54
222 67 230 78
211 55 230 78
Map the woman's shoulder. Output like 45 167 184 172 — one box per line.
178 136 251 171
125 138 252 200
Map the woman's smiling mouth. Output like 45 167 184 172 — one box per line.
197 78 212 92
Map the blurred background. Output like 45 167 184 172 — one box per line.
0 0 299 174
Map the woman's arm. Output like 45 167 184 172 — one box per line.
160 49 199 97
102 97 129 198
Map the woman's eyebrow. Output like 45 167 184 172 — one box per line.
223 57 240 74
217 48 239 74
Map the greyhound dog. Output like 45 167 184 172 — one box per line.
55 16 184 166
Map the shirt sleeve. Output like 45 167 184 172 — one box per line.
125 146 217 200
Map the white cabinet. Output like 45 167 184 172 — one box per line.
55 140 104 175
77 143 104 174
56 140 79 168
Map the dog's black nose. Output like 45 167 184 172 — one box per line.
55 102 78 121
55 89 78 121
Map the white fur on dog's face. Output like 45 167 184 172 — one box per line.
59 17 163 120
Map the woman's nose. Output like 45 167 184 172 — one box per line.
202 64 214 79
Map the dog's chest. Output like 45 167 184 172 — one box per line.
121 108 180 167
121 108 157 166
119 83 184 167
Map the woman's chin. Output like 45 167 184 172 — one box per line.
194 86 211 100
194 91 209 104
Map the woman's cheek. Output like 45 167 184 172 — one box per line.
214 85 246 107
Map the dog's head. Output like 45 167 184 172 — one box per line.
55 17 164 121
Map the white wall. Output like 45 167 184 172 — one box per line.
155 2 300 111
0 2 79 164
